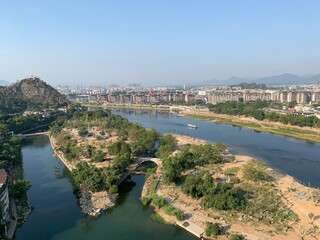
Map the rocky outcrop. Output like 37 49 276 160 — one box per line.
0 76 69 112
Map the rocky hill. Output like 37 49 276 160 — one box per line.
0 77 69 113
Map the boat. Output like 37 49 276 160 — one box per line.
187 124 198 129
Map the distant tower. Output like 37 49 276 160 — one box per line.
183 84 186 90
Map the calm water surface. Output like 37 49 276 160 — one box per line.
16 136 196 240
16 109 320 239
112 108 320 187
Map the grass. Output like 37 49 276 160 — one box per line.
239 181 300 232
162 205 184 221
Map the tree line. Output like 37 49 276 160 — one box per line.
208 100 320 127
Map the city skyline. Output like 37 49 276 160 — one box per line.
1 1 320 86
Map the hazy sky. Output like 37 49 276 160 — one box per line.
0 1 319 86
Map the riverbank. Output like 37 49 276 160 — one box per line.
181 110 320 143
142 134 320 240
48 134 116 216
83 103 320 143
83 102 170 111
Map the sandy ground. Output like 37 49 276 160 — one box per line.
50 128 119 215
150 134 320 240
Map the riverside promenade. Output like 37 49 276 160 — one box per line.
49 136 74 172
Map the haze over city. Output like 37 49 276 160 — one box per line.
1 0 320 86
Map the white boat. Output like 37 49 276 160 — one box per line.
187 124 198 129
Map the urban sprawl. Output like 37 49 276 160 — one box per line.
57 84 320 118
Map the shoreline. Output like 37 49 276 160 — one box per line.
83 103 320 143
27 132 320 239
180 110 320 143
83 103 170 111
48 134 115 216
49 135 74 172
141 134 320 240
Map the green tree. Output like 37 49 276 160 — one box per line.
205 222 223 236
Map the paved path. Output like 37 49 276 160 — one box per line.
7 200 17 239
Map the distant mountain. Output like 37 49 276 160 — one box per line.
307 74 320 84
197 73 320 86
254 73 302 85
0 77 69 114
0 80 11 86
219 76 252 85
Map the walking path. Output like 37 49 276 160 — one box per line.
7 200 17 239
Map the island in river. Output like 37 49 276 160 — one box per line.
46 108 320 239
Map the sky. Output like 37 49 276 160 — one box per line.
0 0 319 86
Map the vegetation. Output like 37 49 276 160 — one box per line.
72 162 103 192
201 181 246 211
208 100 320 127
0 112 62 134
241 181 299 229
229 234 246 240
231 82 268 90
0 77 69 114
162 205 184 221
162 143 227 184
149 193 167 208
49 108 163 195
205 222 223 236
184 113 320 143
312 189 320 206
9 180 31 199
103 155 132 192
0 121 31 234
242 160 272 182
156 134 177 159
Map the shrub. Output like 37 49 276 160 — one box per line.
162 205 184 220
150 194 167 208
205 222 223 236
229 234 246 240
242 160 271 182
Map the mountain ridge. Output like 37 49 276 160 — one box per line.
0 80 11 86
196 73 320 86
0 77 69 114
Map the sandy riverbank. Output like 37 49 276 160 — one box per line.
142 134 320 240
181 109 320 143
83 103 320 143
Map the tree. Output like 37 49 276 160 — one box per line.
10 180 31 199
242 160 271 182
205 222 223 236
162 157 182 183
229 234 246 240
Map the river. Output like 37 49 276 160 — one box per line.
15 108 320 239
111 108 320 187
15 136 196 240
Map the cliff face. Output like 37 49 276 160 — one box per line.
0 77 69 113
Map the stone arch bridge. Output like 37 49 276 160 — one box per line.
134 157 162 167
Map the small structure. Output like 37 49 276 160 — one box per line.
176 220 204 238
0 169 9 222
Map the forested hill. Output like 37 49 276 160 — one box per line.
0 77 69 114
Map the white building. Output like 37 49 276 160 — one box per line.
0 169 9 222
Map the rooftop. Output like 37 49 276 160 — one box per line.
0 169 8 187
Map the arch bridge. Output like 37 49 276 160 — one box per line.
134 157 161 167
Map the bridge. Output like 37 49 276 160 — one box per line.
16 132 49 138
134 157 162 167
